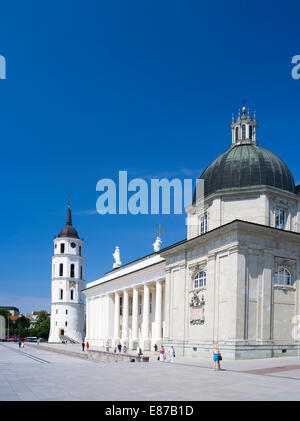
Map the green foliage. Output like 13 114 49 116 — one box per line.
2 310 50 339
0 308 10 327
34 310 50 339
18 315 31 329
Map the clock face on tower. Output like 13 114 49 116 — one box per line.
71 242 76 248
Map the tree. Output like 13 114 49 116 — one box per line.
0 308 11 333
9 316 31 338
35 311 50 339
17 316 31 330
0 308 10 319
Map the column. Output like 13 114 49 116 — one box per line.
91 299 95 339
155 280 162 342
164 270 171 339
122 289 129 343
85 299 90 340
131 287 139 342
100 295 107 345
96 296 102 342
107 294 114 339
114 291 120 345
258 251 273 342
142 283 150 349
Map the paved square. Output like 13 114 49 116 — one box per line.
1 342 300 401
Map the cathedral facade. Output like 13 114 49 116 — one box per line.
83 107 300 359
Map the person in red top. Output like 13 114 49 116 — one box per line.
86 341 89 350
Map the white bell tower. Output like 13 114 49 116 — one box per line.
48 202 85 343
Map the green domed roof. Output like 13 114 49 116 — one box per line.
195 144 295 199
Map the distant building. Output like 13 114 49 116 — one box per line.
24 311 50 328
0 306 20 316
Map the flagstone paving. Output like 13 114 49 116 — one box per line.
1 342 300 401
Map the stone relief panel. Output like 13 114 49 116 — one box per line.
188 262 207 325
189 292 205 325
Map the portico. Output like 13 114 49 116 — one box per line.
83 254 166 351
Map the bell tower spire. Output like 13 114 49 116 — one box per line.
230 104 258 147
66 199 72 225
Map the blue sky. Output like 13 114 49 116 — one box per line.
1 0 300 314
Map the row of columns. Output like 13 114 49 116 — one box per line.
112 279 164 349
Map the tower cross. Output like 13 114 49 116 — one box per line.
155 224 166 239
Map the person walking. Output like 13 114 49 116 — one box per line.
117 342 122 353
168 346 175 363
82 341 85 352
18 339 22 349
159 345 165 361
212 344 222 370
86 341 89 351
154 343 158 352
122 344 127 353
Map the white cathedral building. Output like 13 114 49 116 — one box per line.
48 204 85 343
82 106 300 359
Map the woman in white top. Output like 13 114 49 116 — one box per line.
168 346 175 363
212 344 221 370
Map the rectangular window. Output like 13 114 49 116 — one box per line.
275 208 286 229
79 246 81 256
60 243 65 254
200 213 207 235
65 321 67 327
65 309 68 315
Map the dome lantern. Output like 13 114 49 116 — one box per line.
230 105 257 147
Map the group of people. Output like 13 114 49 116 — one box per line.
112 342 127 353
154 343 222 369
154 344 176 363
81 341 89 351
80 339 222 369
18 340 25 349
